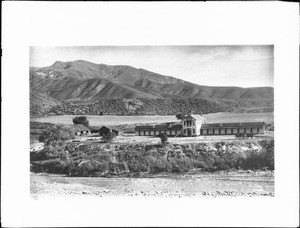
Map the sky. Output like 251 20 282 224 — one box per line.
30 45 274 87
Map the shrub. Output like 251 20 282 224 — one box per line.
102 132 116 143
175 113 185 120
170 157 193 173
72 116 89 127
158 133 168 146
39 125 74 146
146 156 172 173
31 159 67 174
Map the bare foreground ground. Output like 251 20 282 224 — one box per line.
31 171 274 199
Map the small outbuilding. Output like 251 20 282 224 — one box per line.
99 126 120 136
68 124 91 136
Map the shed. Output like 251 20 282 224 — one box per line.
68 124 91 136
99 126 120 136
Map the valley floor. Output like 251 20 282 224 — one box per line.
31 171 274 199
30 112 274 126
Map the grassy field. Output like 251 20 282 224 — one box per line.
31 112 273 127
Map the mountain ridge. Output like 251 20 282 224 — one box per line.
30 60 274 104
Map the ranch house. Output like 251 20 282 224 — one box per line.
200 122 266 135
134 114 202 137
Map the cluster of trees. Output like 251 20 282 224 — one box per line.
72 116 89 127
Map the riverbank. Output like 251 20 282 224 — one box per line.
31 170 274 199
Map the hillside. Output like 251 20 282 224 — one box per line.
30 60 274 103
30 97 274 117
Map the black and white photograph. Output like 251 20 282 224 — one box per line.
2 2 299 227
29 45 275 199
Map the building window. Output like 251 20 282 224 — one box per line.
193 129 195 134
140 131 144 136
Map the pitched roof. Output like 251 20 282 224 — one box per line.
99 126 121 132
183 114 196 120
201 122 266 128
135 122 183 131
67 124 90 132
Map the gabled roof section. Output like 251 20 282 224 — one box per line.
99 126 121 132
183 114 196 120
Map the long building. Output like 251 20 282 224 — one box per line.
134 115 266 137
134 114 201 137
200 122 266 135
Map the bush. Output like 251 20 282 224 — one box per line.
146 156 172 173
31 159 67 174
72 116 89 127
39 125 74 146
102 132 116 143
158 133 168 145
31 140 274 176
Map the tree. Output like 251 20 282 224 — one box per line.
102 132 116 143
73 116 89 127
175 113 185 120
158 132 168 146
35 125 74 161
39 125 74 147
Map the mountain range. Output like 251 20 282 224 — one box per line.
30 60 274 106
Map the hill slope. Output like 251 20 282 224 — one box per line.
30 60 274 103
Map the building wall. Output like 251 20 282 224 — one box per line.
135 129 183 137
200 126 265 135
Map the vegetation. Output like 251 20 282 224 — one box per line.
158 133 168 145
72 116 89 127
33 125 74 162
31 140 274 176
175 113 185 120
39 125 74 146
101 132 117 143
30 97 274 117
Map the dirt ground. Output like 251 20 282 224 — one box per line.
31 171 274 199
